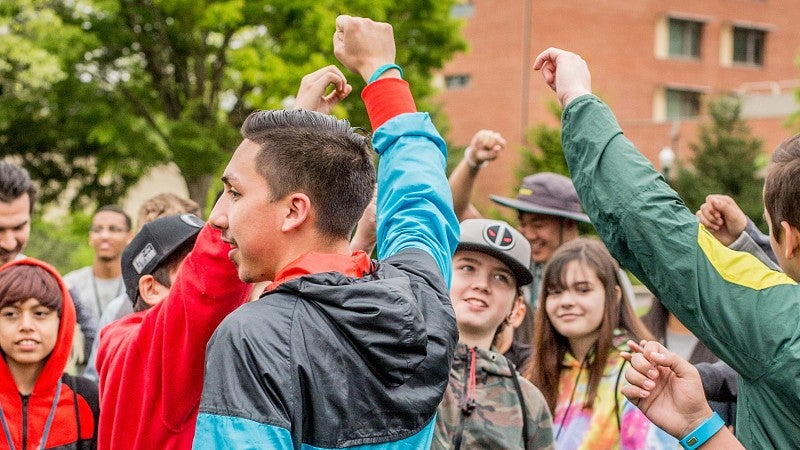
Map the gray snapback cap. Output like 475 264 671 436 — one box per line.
457 218 533 286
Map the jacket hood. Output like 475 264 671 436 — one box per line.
0 258 75 396
271 259 428 387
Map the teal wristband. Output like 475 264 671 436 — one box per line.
679 412 724 450
368 63 403 84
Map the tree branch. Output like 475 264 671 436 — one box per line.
194 30 209 100
117 83 169 145
152 4 190 106
226 82 253 128
209 29 235 115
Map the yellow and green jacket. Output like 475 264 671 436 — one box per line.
562 94 800 449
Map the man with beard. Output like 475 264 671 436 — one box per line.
0 161 36 266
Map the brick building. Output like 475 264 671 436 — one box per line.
436 0 800 212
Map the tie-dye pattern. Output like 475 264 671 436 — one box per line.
552 333 678 450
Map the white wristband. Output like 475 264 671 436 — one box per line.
464 146 488 170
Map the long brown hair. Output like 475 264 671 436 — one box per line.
525 238 652 413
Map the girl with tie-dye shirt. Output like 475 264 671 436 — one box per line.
525 239 677 449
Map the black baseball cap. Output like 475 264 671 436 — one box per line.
122 214 204 304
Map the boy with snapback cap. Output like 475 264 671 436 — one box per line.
95 213 250 448
433 218 554 449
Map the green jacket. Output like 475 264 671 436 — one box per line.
561 94 800 449
433 345 554 450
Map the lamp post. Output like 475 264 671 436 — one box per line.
659 146 676 181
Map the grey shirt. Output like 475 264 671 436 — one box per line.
63 266 125 320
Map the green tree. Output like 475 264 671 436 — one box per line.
2 0 465 210
514 101 596 235
25 213 94 274
1 0 171 209
517 101 567 181
671 95 766 229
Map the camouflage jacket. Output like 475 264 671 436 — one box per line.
433 344 554 450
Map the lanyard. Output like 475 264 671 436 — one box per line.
0 379 62 450
92 273 123 316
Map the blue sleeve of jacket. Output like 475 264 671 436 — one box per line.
372 112 460 287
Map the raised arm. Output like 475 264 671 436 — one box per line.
334 15 459 284
448 129 505 221
292 65 352 114
534 47 797 376
532 48 592 109
139 225 250 428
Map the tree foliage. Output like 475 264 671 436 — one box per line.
25 213 94 274
671 96 766 229
517 101 568 181
1 0 465 210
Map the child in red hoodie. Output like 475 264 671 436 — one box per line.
0 258 98 449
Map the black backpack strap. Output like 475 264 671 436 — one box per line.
613 358 627 431
68 375 82 442
507 358 530 450
65 373 99 449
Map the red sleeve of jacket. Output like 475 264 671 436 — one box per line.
361 78 417 130
96 225 250 448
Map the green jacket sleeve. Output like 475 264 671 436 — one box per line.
560 95 798 381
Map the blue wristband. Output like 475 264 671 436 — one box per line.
679 412 725 450
368 63 404 84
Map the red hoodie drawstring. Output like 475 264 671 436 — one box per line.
461 347 477 416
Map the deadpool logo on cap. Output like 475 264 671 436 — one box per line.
482 223 515 251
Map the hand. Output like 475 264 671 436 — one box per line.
293 65 353 114
695 194 748 246
333 15 397 83
466 130 506 166
349 188 377 254
532 48 592 108
621 340 713 439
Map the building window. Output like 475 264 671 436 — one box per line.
451 0 475 18
666 89 701 119
733 27 765 66
445 74 471 90
668 18 702 58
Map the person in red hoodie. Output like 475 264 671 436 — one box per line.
0 258 99 449
94 213 250 449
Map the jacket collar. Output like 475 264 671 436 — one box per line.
453 343 514 377
266 250 373 291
